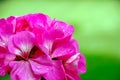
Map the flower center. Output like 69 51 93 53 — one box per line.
15 46 38 61
41 77 46 80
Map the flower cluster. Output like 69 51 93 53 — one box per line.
0 13 86 80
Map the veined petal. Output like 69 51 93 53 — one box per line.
13 31 35 53
8 36 22 56
39 29 64 54
9 61 39 80
8 31 35 58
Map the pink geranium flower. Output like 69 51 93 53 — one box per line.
8 31 53 80
0 13 86 80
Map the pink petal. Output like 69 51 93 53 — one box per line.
9 61 39 80
65 53 83 80
39 29 64 54
51 20 74 38
0 58 8 76
32 27 44 42
66 73 81 80
70 39 79 53
52 41 76 60
8 31 35 58
0 17 15 44
15 16 31 32
15 13 51 32
52 35 71 51
65 53 80 73
0 45 6 53
25 13 51 29
65 53 86 74
8 36 22 56
78 53 86 74
7 16 16 33
0 41 6 48
0 18 14 35
29 55 53 75
0 50 15 76
43 60 66 80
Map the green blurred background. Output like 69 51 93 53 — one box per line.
0 0 120 80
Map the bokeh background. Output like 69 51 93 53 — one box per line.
0 0 120 80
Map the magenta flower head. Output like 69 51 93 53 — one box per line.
0 13 86 80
